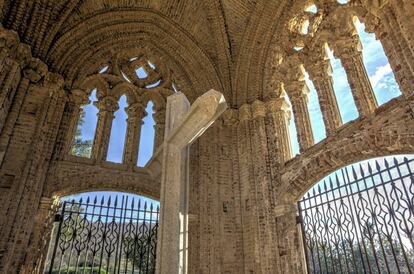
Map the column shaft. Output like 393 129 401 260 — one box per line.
335 36 378 116
91 96 118 162
123 102 145 167
266 97 292 163
285 82 314 152
306 60 342 134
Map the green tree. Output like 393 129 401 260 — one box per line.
70 110 93 158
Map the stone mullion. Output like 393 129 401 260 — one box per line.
286 82 314 152
306 61 342 134
153 108 165 152
266 97 292 165
123 102 145 167
335 38 378 116
91 96 118 162
1 74 67 272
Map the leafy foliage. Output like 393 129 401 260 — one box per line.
70 110 93 158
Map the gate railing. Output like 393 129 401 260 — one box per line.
298 156 414 274
46 195 159 274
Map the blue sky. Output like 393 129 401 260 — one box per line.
288 17 401 156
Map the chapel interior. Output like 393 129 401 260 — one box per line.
0 0 413 273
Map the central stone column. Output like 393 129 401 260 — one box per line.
156 90 227 274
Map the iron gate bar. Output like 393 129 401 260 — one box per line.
47 195 159 274
298 156 414 274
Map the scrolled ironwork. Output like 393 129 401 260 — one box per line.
299 156 414 274
46 195 159 274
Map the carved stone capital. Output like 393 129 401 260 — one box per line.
126 102 146 118
70 89 89 106
153 108 166 124
266 97 291 120
284 80 309 101
23 58 48 83
333 35 363 60
222 108 239 126
239 104 252 122
252 100 266 119
95 96 119 112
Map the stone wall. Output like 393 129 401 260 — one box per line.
0 0 412 273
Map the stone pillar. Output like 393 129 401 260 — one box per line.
266 96 292 163
62 89 89 157
305 57 342 135
156 90 227 274
20 197 60 274
378 8 414 96
123 102 146 167
334 36 378 116
0 73 67 272
91 96 118 162
275 204 306 274
284 81 314 152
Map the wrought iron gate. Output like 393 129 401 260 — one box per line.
298 156 414 274
47 195 159 274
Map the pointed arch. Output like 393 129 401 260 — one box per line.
353 16 401 105
106 95 128 163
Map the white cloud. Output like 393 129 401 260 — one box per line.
369 63 393 88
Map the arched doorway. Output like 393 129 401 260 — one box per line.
298 155 414 273
44 191 159 274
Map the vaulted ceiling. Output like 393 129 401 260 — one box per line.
1 0 294 106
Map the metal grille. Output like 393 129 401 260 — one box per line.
47 195 159 274
298 156 414 274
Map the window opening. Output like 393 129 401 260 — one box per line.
285 93 300 157
354 17 401 105
327 45 359 123
145 80 162 89
106 95 127 163
70 89 98 158
304 70 326 142
305 4 317 14
172 83 179 93
137 101 155 167
121 71 132 83
136 67 148 79
147 61 156 69
99 66 108 74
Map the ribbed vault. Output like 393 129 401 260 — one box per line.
44 10 225 102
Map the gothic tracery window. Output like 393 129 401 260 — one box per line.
68 51 175 167
274 0 404 158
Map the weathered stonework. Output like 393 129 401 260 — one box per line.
0 1 412 273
